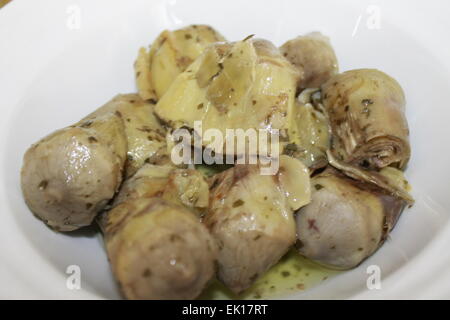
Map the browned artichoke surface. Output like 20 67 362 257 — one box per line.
327 150 414 205
322 69 410 170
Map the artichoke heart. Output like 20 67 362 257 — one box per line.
204 155 310 293
99 163 216 300
111 163 210 215
285 88 330 170
327 150 414 205
135 25 226 101
154 38 300 156
296 167 408 270
280 32 339 90
322 69 411 170
84 94 168 177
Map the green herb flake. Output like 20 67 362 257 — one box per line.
38 180 48 190
281 271 290 278
314 184 324 191
232 199 245 208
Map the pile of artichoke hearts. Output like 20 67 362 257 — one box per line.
21 25 413 299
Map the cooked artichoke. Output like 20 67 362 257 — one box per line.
204 155 310 293
327 150 414 205
285 88 330 170
322 69 410 170
135 25 226 101
21 94 170 231
296 167 408 269
104 197 217 300
280 32 338 90
86 94 167 177
100 164 216 300
155 38 300 156
111 163 210 214
21 106 127 231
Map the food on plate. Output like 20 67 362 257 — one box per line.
135 25 226 102
296 167 408 269
20 23 414 300
100 164 217 299
285 88 330 170
204 155 310 293
154 37 299 155
327 151 414 205
322 69 410 170
111 163 210 215
21 94 169 231
280 32 338 90
86 94 167 177
21 106 127 231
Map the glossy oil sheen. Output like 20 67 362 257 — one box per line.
199 249 339 299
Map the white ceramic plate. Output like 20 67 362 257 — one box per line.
1 0 449 299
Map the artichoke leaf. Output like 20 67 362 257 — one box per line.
155 38 299 156
285 88 330 170
321 69 410 170
135 25 226 101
